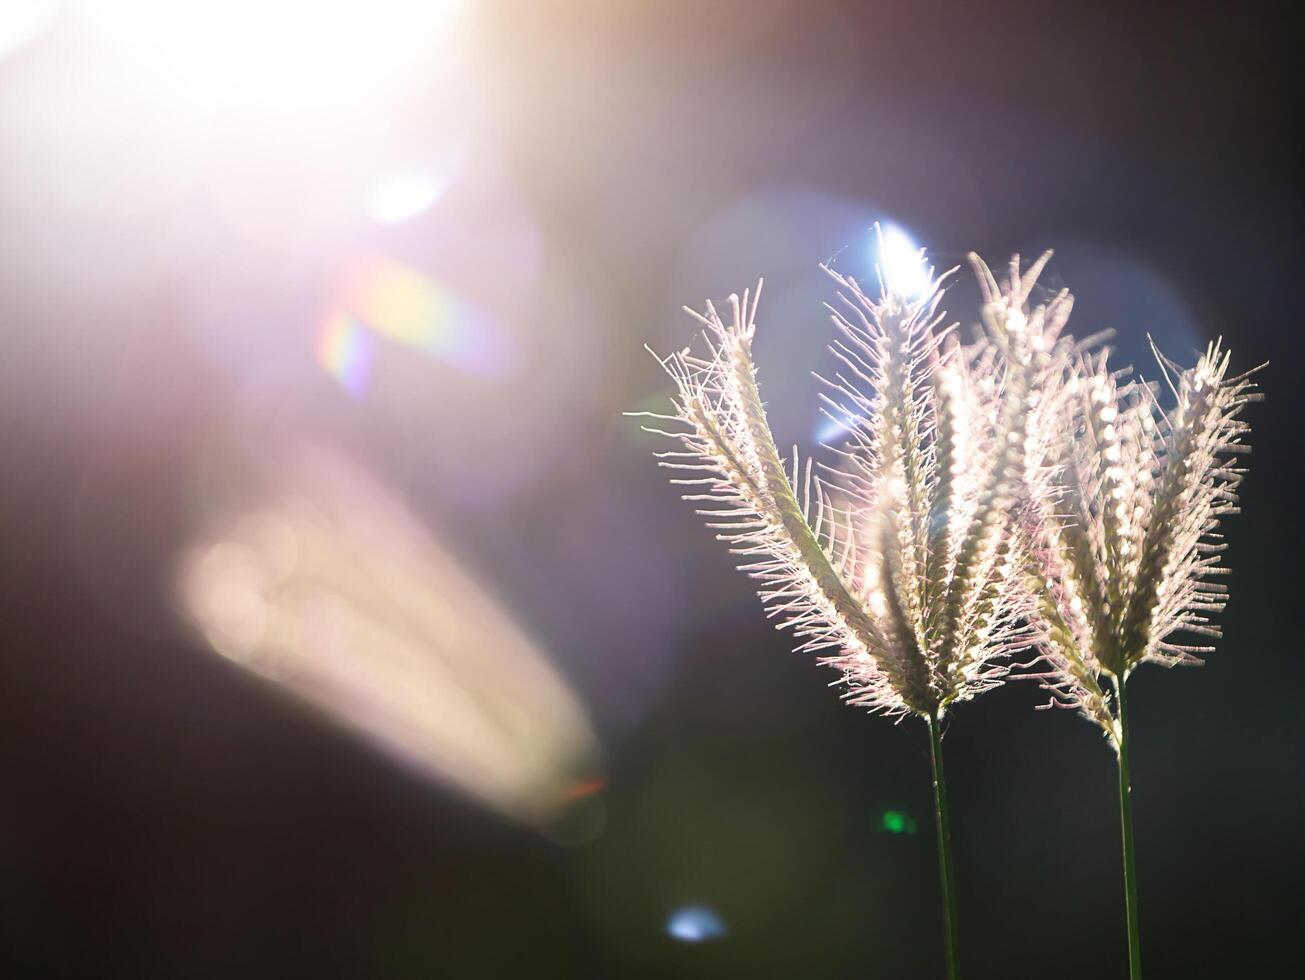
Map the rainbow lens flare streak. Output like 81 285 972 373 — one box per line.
316 256 515 397
316 312 374 399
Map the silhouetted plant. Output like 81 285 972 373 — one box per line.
636 233 1261 978
1020 328 1262 978
634 239 1084 978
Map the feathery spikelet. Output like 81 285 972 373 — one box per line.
1023 334 1263 742
635 242 1075 721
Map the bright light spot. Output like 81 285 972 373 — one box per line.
879 809 918 835
876 222 930 299
179 448 601 826
666 905 726 943
369 171 446 224
80 1 467 108
0 0 60 63
815 412 854 445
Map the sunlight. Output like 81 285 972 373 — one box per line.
876 221 930 299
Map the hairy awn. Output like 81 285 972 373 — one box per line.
635 241 1079 977
635 234 1261 977
1022 330 1262 977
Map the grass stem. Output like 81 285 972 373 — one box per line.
927 712 959 980
1114 675 1143 979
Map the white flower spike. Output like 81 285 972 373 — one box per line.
632 232 1082 979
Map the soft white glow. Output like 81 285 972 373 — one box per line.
876 222 930 299
666 905 726 943
369 171 446 224
814 411 853 445
0 0 60 63
179 447 601 826
78 0 466 108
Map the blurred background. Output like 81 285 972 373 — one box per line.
1 1 1300 976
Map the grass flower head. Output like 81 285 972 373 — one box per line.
1026 337 1263 743
637 242 1080 723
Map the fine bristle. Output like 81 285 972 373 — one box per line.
641 244 1085 721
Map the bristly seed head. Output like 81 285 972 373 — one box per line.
633 235 1082 721
633 237 1261 740
1022 330 1263 745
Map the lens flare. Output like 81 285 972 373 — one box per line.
316 256 516 395
179 447 601 825
666 905 727 943
79 1 466 108
875 221 930 299
0 0 59 63
314 312 374 399
341 257 511 371
879 809 918 835
814 408 857 446
368 171 447 224
812 221 930 442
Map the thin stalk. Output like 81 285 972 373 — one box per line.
927 712 959 980
1113 674 1142 978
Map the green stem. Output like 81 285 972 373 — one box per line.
927 712 959 980
1113 675 1143 979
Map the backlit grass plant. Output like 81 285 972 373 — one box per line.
1020 334 1262 978
634 239 1087 977
634 232 1260 978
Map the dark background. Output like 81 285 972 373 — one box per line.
1 1 1300 977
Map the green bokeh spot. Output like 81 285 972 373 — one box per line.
879 810 918 835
